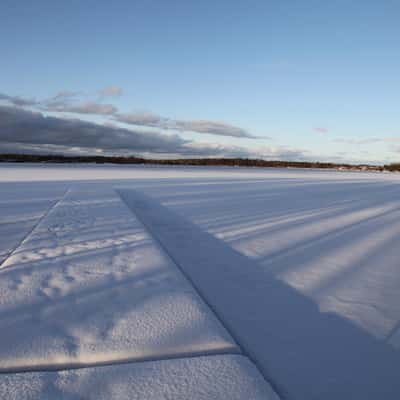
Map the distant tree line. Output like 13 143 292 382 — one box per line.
0 154 147 164
384 163 400 171
0 153 399 172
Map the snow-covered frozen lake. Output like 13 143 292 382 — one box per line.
1 163 400 399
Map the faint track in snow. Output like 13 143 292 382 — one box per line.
0 188 71 270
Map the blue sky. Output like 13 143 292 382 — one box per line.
1 0 399 163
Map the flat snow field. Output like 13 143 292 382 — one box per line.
1 163 400 400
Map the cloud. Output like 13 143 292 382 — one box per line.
0 93 37 107
173 119 263 139
40 89 117 115
184 142 308 160
44 91 82 108
115 112 265 139
98 86 123 97
0 105 187 155
46 101 118 116
334 137 383 145
383 137 400 143
115 112 165 127
1 90 263 139
0 142 105 156
0 105 305 160
0 91 118 116
390 146 400 153
52 91 81 100
313 127 329 134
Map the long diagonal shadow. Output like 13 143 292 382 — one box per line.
118 189 400 400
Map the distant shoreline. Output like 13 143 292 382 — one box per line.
0 153 399 172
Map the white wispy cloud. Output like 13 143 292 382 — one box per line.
313 127 329 134
115 112 267 139
46 101 118 116
98 86 123 97
333 137 383 145
0 93 38 107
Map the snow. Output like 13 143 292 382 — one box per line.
0 182 66 264
0 354 278 400
0 161 396 182
0 187 237 372
118 187 400 399
1 163 400 399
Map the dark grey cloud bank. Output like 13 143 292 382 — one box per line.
0 105 305 160
0 106 187 155
1 90 265 139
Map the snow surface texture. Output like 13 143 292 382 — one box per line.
0 182 66 264
123 175 400 345
1 163 400 399
0 355 279 400
0 187 237 371
119 188 400 399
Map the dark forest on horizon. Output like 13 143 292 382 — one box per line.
1 153 399 172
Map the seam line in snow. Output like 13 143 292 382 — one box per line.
0 187 71 270
0 349 241 375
